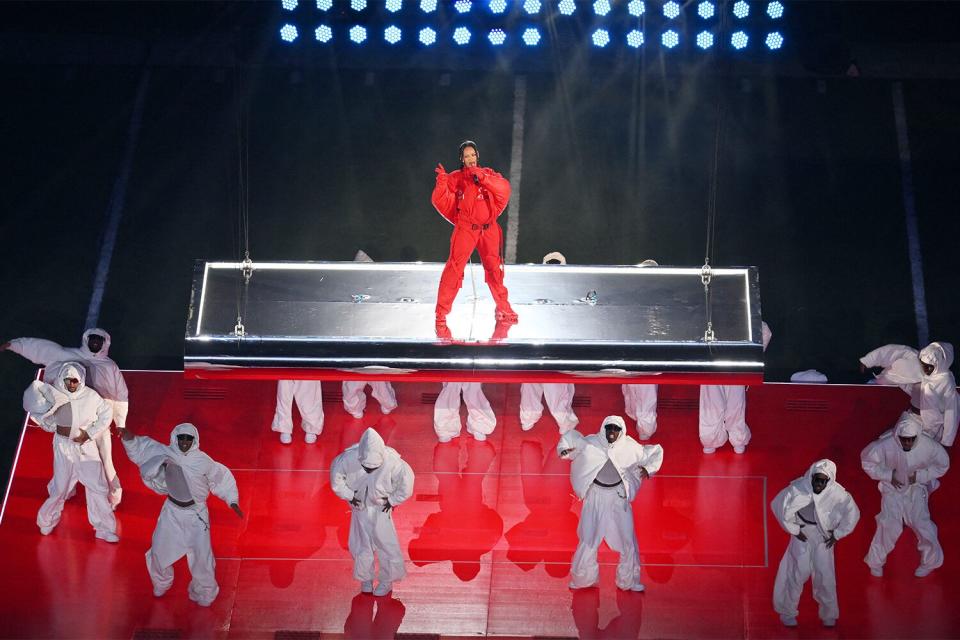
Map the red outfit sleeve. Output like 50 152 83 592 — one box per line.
479 168 511 217
432 170 458 224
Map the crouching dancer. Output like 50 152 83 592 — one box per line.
121 423 243 606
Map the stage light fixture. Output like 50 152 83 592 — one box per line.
731 30 748 48
280 24 299 42
661 29 679 48
628 0 645 16
489 0 507 13
488 28 507 45
522 27 541 46
453 26 472 45
767 1 784 18
593 0 611 17
592 28 610 47
455 0 472 13
386 0 403 13
420 0 437 12
384 25 402 44
696 30 714 49
733 1 749 18
663 1 680 19
351 0 367 10
315 24 333 42
523 0 541 14
697 1 714 19
349 25 367 43
419 26 437 45
281 0 298 11
765 31 783 49
558 0 576 15
316 0 332 9
626 29 644 48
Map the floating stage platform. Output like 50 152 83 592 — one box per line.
184 261 764 385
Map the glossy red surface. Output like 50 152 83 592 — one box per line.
0 374 957 638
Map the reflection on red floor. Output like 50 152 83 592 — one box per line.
1 374 958 638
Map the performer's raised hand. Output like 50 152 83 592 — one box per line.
435 163 447 176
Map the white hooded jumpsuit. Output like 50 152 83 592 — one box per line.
122 423 240 606
24 363 117 538
558 416 664 590
10 329 127 506
342 380 398 419
271 380 324 436
859 341 958 446
771 459 860 624
434 382 497 441
520 382 579 433
331 428 415 587
620 384 658 440
861 412 950 576
699 321 772 452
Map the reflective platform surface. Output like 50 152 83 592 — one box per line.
185 261 764 384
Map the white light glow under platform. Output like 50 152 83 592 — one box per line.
184 261 764 385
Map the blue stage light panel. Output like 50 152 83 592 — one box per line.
592 28 610 47
663 1 680 19
626 29 644 48
765 31 783 49
281 0 298 11
522 27 542 46
386 0 403 13
558 0 576 15
489 0 507 13
696 30 714 49
349 25 367 43
351 0 367 10
593 0 611 17
731 30 748 48
523 0 541 14
420 0 437 12
733 0 749 18
767 1 784 19
661 29 679 48
419 26 437 45
628 0 645 16
697 0 714 19
453 26 472 45
488 28 507 45
316 0 333 9
280 24 299 42
384 25 402 44
455 0 472 13
315 24 333 42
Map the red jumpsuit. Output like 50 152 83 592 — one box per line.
432 166 516 322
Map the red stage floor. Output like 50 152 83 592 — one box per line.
1 373 958 639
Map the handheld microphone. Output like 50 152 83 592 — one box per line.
472 173 480 186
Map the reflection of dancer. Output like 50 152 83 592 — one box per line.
331 428 415 597
344 592 406 639
408 440 503 581
771 459 859 628
862 412 949 578
559 416 663 591
571 588 644 640
432 140 517 328
504 439 579 576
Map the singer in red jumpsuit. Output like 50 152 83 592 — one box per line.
432 141 518 326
